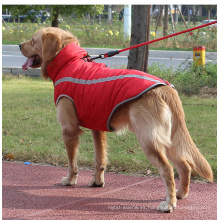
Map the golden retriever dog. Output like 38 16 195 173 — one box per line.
19 27 213 213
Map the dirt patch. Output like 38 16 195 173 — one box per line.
199 87 217 98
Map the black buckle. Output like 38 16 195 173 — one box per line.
81 54 94 62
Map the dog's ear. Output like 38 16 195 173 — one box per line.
42 33 62 61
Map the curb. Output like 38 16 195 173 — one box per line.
3 67 41 77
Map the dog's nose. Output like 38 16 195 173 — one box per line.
19 44 22 50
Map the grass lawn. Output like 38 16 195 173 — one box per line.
2 76 217 181
2 19 217 51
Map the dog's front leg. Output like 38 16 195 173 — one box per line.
57 97 83 186
89 130 108 187
61 129 82 186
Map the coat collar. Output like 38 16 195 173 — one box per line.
47 42 87 82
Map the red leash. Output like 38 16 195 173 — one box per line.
90 20 217 60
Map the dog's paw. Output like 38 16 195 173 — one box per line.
89 177 105 187
157 201 176 213
176 189 188 199
61 176 77 186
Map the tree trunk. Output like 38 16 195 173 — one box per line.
174 5 179 23
108 5 112 24
87 13 91 23
98 14 101 24
155 5 164 33
2 17 8 29
177 5 188 29
188 6 191 23
127 5 150 72
158 5 164 27
208 10 211 20
169 6 177 47
150 5 159 19
52 7 59 27
192 5 196 25
163 5 169 37
142 5 151 73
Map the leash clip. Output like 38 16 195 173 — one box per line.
82 50 119 61
82 54 106 62
91 54 105 60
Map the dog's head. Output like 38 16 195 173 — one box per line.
20 27 79 79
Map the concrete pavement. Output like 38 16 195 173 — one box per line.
2 161 217 219
2 45 217 77
2 44 217 59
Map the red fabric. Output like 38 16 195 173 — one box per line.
47 43 174 131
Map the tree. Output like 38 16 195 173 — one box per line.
155 5 164 33
158 5 164 27
2 5 104 27
203 5 217 20
163 5 169 37
187 5 191 23
2 5 44 22
127 5 151 72
108 5 112 24
112 5 124 20
191 5 200 25
51 6 59 27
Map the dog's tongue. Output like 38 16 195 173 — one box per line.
22 57 35 70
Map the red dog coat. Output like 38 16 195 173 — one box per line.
47 43 174 131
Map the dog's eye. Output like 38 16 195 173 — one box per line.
31 39 35 46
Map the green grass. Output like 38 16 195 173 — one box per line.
2 76 217 181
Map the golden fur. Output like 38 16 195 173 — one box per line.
20 27 213 213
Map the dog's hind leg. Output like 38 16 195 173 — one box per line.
129 92 176 212
160 86 213 198
144 147 176 213
167 154 191 199
57 97 83 186
89 130 108 187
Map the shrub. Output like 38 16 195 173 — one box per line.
148 61 217 95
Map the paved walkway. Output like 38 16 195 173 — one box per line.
2 161 217 219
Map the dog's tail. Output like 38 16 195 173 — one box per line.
160 86 213 182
